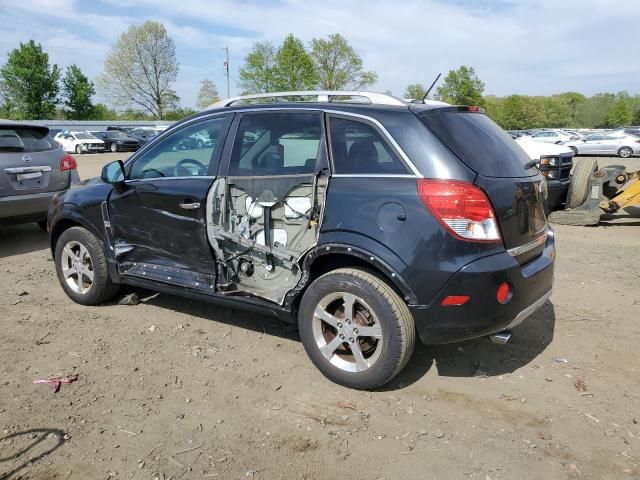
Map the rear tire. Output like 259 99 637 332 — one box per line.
566 158 598 209
618 146 633 158
569 146 578 156
54 226 119 305
75 144 82 155
298 268 415 390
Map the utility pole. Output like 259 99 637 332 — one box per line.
222 46 230 98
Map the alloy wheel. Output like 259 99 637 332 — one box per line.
312 292 383 373
60 240 95 294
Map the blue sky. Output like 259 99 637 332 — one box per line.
1 0 638 110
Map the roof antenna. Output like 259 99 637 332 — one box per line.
421 73 442 103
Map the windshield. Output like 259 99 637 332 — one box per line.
74 132 96 140
0 127 56 152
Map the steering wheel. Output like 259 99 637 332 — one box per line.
175 158 207 176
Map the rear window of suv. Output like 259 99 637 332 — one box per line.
416 108 536 178
0 127 57 152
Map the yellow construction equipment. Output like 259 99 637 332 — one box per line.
549 159 640 226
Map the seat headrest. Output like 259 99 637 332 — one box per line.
258 152 283 173
347 139 378 172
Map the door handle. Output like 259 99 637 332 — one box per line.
179 201 201 210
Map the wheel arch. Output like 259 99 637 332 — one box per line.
288 243 418 312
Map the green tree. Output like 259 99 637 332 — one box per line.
500 95 544 130
309 33 377 90
542 96 572 127
97 21 179 119
238 41 277 94
90 103 117 120
435 66 484 106
556 92 586 126
403 84 427 100
272 34 317 91
605 97 633 127
483 95 505 127
62 64 95 120
0 40 60 119
195 78 220 109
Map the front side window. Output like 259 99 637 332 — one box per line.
129 116 229 180
228 112 322 176
329 116 408 174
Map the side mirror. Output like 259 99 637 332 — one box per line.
101 160 126 184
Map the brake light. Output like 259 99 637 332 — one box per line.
60 155 77 171
465 106 485 113
417 179 501 242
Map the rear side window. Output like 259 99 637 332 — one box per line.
229 112 322 176
417 110 535 178
0 128 56 152
329 117 408 174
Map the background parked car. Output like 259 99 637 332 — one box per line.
107 126 135 134
609 127 640 138
128 127 160 146
54 131 105 154
563 133 640 157
528 130 573 144
0 121 79 228
91 131 140 152
561 130 584 140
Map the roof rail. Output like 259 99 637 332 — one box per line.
206 91 407 109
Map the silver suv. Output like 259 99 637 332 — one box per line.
0 121 79 229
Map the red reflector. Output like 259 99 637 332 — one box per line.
60 155 77 171
496 282 511 304
441 295 470 306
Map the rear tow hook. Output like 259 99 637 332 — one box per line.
489 330 512 345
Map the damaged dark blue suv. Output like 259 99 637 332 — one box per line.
48 91 554 389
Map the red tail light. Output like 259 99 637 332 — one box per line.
417 179 501 242
60 154 77 171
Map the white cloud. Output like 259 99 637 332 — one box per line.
1 0 639 109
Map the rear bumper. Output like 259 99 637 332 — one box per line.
410 227 555 344
0 171 80 223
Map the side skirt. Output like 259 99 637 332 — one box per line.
120 275 297 324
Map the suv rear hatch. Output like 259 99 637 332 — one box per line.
414 107 547 263
0 124 70 197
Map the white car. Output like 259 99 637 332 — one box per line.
563 133 640 158
527 130 573 144
54 131 105 154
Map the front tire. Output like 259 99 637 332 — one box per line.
110 143 118 153
75 144 82 155
569 146 578 156
54 226 119 305
618 146 633 158
298 268 415 390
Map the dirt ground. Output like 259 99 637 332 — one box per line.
1 153 639 480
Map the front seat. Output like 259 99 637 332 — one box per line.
256 151 284 174
347 139 378 173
